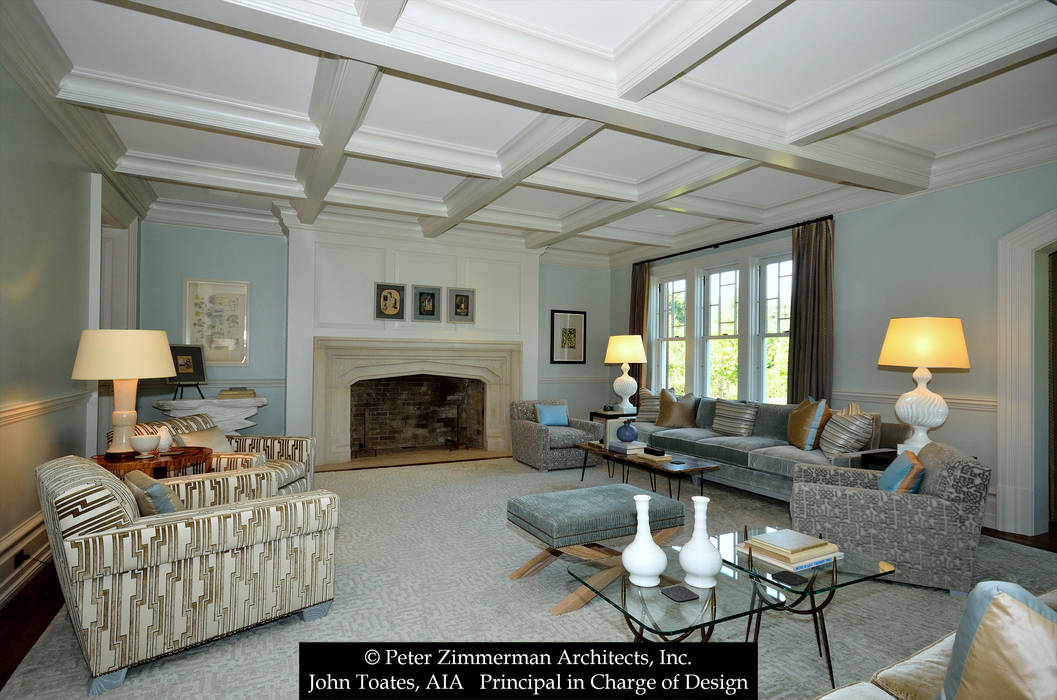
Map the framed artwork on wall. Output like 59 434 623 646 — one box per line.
374 282 407 321
447 287 475 323
412 285 442 322
166 344 207 384
184 279 250 366
550 309 586 364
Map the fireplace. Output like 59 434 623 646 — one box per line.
350 374 485 457
312 338 523 465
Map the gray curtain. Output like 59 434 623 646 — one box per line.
628 262 650 405
787 216 834 404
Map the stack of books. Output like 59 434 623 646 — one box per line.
638 452 673 463
217 387 256 398
737 529 843 572
608 440 647 455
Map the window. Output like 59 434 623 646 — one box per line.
760 258 792 403
656 279 686 394
702 269 740 400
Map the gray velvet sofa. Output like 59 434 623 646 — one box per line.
634 397 908 502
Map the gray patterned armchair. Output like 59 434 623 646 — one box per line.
510 400 603 471
790 442 991 592
37 456 338 694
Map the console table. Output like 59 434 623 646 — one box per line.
152 397 268 433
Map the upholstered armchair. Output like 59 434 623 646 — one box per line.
790 442 991 592
36 456 338 694
114 413 315 492
510 399 603 471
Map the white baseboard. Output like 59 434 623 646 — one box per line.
0 513 52 609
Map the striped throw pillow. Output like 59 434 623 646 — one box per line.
636 388 660 423
819 412 874 459
712 399 758 437
836 402 861 417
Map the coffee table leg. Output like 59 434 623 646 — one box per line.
580 449 588 481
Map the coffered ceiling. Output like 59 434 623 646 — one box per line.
2 0 1055 267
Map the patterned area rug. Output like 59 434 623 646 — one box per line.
4 458 1056 699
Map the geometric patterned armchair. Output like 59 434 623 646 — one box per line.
510 399 603 472
790 442 991 593
113 413 315 493
36 456 338 694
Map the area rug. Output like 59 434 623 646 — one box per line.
3 458 1055 699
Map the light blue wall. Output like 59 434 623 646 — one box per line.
537 264 614 419
137 223 287 434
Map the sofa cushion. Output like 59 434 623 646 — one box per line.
636 388 661 423
633 422 668 440
818 412 873 459
656 389 696 427
694 436 786 467
712 399 758 437
873 632 954 700
786 399 830 449
695 398 717 429
652 427 722 444
546 426 594 449
749 444 829 478
751 401 797 442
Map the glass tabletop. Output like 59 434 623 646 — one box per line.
717 527 895 595
567 547 786 637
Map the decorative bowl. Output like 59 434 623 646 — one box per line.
130 434 160 456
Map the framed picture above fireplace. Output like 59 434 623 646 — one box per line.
412 285 441 322
374 282 407 321
550 309 586 364
447 287 475 323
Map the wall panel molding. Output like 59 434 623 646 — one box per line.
831 389 997 413
538 376 611 384
0 391 92 427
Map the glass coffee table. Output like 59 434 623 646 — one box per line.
567 546 785 643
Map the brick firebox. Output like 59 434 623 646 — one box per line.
349 374 485 457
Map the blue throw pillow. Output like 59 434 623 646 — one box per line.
877 452 925 493
534 403 568 426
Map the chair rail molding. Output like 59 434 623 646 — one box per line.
0 391 93 427
996 207 1057 535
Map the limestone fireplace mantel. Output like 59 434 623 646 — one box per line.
312 337 523 465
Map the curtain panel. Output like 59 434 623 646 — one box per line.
628 262 650 404
788 217 834 404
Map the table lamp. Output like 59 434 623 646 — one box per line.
877 317 969 454
605 334 647 413
72 329 176 456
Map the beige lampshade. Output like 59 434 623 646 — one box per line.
604 334 647 364
71 329 177 380
877 317 970 369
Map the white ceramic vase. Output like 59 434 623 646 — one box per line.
156 426 173 453
679 496 723 588
621 494 667 587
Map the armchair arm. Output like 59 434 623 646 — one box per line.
794 463 882 489
228 435 313 465
208 452 267 471
511 419 549 466
569 418 604 440
63 489 339 582
160 466 279 509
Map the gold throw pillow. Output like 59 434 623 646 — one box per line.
787 398 832 450
655 388 696 428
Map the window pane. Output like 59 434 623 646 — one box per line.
707 338 738 400
763 336 790 403
765 260 792 335
666 279 686 337
664 340 685 394
708 269 738 337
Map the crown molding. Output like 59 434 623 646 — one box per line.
57 68 321 147
539 248 613 270
144 198 287 236
787 0 1057 145
930 121 1057 190
345 125 501 177
325 182 447 217
116 151 305 198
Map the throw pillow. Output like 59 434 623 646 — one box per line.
636 388 661 423
836 402 861 416
877 451 925 493
712 399 758 437
534 403 568 426
174 426 234 452
655 389 696 428
818 412 873 459
787 398 832 450
124 470 186 516
940 581 1057 700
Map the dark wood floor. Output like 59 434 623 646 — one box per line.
2 523 1055 690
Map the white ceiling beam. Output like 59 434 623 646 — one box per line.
294 56 379 224
575 226 677 248
324 183 445 217
346 126 501 178
419 115 602 238
466 208 562 233
127 0 929 193
116 151 305 198
354 0 407 33
787 0 1057 146
653 194 764 223
529 156 758 248
616 0 787 101
522 164 638 201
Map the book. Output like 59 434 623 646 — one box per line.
608 440 646 454
637 453 673 463
736 542 844 572
747 528 828 555
218 387 256 398
746 540 838 564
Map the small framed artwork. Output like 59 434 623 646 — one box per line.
412 285 442 322
374 282 407 321
184 279 249 366
166 344 207 384
550 309 586 364
447 287 475 324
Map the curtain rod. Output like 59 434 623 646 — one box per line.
642 214 833 265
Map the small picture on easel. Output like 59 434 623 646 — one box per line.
167 344 207 398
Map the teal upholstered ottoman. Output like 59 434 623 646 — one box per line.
507 484 685 614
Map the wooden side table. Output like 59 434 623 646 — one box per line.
91 446 213 479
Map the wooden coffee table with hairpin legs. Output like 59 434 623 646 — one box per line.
576 442 721 499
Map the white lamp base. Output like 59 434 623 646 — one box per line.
106 378 139 455
612 362 638 413
894 367 948 454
